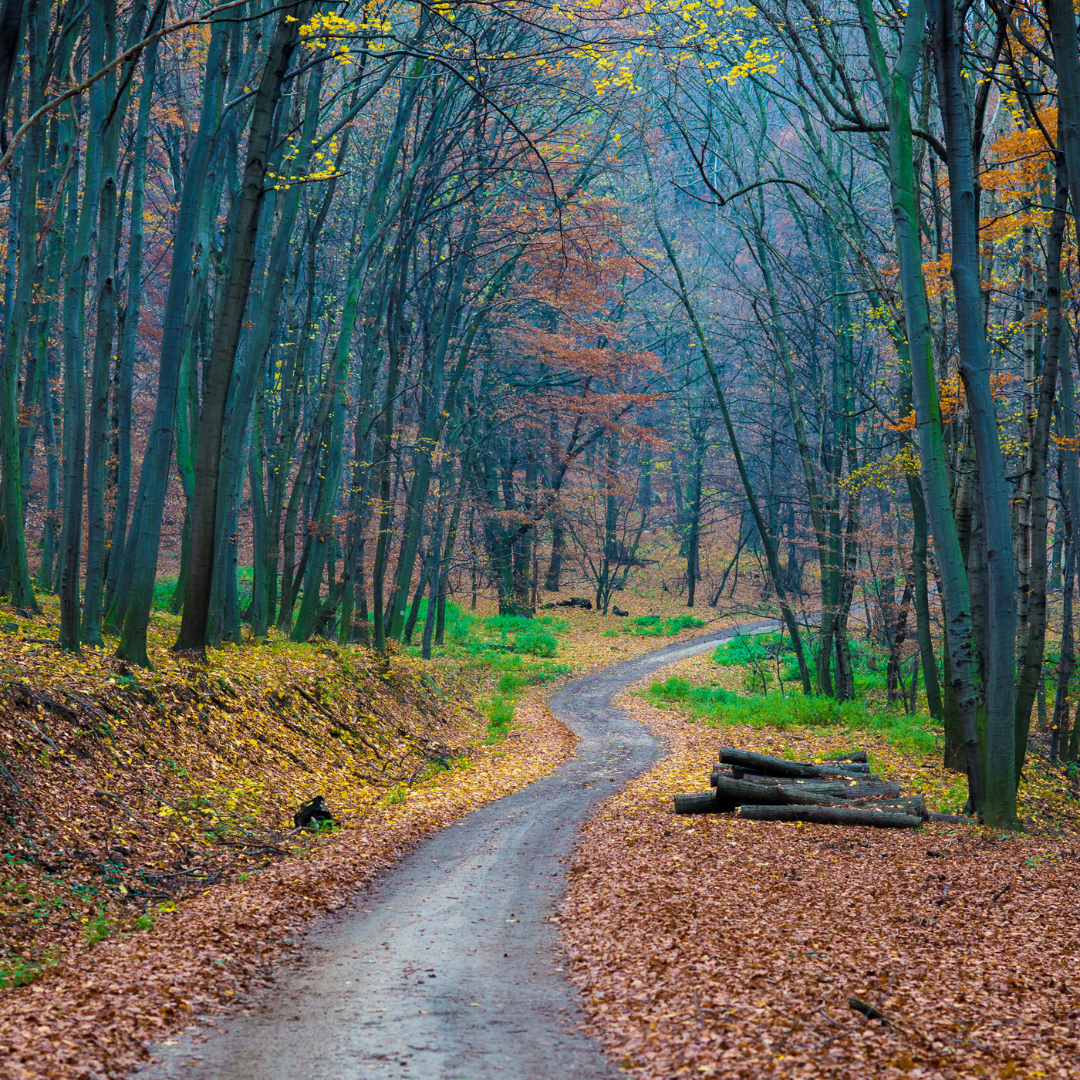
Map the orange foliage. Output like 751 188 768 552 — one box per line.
888 371 1016 434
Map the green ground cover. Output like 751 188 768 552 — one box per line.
647 630 941 757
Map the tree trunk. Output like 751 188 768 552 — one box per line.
1 0 44 616
372 255 407 655
84 0 144 645
686 434 703 607
927 0 1017 826
37 346 60 591
175 1 307 655
858 0 986 815
103 17 158 615
57 94 87 649
110 28 228 665
1014 148 1068 770
907 476 942 717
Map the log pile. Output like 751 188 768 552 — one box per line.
674 748 927 829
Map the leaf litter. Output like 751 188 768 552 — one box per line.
559 675 1080 1080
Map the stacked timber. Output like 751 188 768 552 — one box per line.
674 748 926 829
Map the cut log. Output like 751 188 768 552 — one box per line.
710 773 900 802
736 804 922 829
728 766 771 779
851 794 928 821
731 763 873 780
928 811 975 824
719 749 872 780
827 750 868 763
814 762 871 775
724 763 878 783
720 749 817 778
673 792 737 815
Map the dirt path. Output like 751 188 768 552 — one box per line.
133 619 779 1080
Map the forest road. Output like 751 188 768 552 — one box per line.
133 616 781 1080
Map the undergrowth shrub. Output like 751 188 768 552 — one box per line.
485 693 517 741
650 675 692 701
406 598 475 645
152 576 177 611
713 631 893 699
496 672 528 695
154 570 255 612
443 601 474 644
0 950 58 988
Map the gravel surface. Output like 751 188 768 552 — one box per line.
133 619 779 1080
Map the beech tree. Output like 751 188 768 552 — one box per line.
3 0 1079 824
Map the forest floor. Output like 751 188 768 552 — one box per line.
560 647 1080 1080
0 588 729 1079
2 581 1079 1080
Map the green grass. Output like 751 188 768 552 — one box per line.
483 613 540 635
646 677 940 757
485 693 517 738
712 633 777 667
621 613 706 638
438 606 568 660
148 584 571 743
383 783 409 806
481 658 573 742
83 908 113 946
664 613 707 635
153 567 256 612
396 597 476 645
479 652 573 742
152 570 257 613
514 631 557 657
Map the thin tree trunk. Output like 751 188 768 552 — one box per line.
37 345 60 591
1 0 44 615
104 13 158 614
686 434 703 607
907 476 942 717
1014 147 1068 768
647 158 812 693
1052 531 1074 764
84 0 145 644
372 257 406 655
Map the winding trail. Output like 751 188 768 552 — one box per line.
134 618 780 1080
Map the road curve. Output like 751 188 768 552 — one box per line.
134 617 780 1080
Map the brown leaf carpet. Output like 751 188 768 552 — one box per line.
560 694 1080 1080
